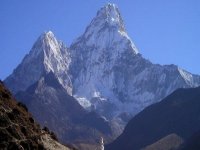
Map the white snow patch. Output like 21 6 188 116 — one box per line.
74 96 92 109
178 67 193 84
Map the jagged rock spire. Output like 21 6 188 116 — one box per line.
4 31 72 94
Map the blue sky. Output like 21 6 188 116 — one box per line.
0 0 200 80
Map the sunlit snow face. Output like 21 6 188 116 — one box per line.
91 3 124 31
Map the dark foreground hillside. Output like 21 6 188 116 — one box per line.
106 86 200 150
143 134 183 150
0 81 72 150
178 130 200 150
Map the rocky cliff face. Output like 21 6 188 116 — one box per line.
16 72 114 144
0 81 72 150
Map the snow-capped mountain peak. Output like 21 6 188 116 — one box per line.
69 4 142 115
41 30 55 41
5 31 72 94
95 3 125 30
69 4 200 120
71 3 138 55
28 31 57 58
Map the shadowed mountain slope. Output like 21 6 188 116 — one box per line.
16 72 114 145
106 86 200 150
178 130 200 150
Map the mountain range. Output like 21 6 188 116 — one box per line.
4 3 200 146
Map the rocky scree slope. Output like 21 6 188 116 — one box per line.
0 81 72 150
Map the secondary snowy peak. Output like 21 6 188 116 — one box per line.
4 31 72 94
29 31 57 58
35 31 70 74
